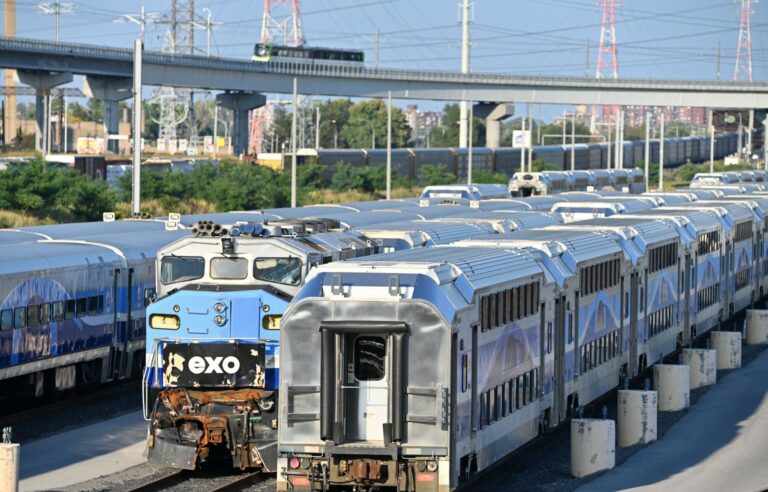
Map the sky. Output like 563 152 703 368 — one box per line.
4 0 768 118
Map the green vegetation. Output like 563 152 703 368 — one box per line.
0 159 117 226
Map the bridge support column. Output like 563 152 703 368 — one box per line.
15 70 72 153
83 76 132 154
216 91 266 156
473 103 515 149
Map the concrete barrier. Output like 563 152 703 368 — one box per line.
745 309 768 345
0 443 19 492
617 390 657 447
711 331 742 369
681 348 717 389
571 419 615 478
654 364 690 412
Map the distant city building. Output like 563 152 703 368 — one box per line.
405 105 442 147
623 106 708 128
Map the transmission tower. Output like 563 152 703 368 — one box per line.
734 0 759 82
592 0 621 132
261 0 304 47
156 0 199 148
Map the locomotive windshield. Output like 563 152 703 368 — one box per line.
210 257 248 280
254 257 302 285
160 255 204 284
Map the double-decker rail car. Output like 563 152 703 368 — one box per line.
0 228 187 399
508 171 569 197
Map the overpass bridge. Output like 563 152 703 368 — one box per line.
1 36 767 153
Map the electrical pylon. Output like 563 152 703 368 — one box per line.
734 0 759 82
260 0 304 47
591 0 621 133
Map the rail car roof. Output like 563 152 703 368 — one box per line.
420 184 510 200
331 200 421 212
675 188 724 199
625 209 727 235
641 192 697 204
62 230 191 263
14 219 172 239
668 203 754 225
178 212 283 227
0 241 125 276
358 220 497 246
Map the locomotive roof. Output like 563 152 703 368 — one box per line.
179 212 282 227
17 219 171 239
358 220 497 245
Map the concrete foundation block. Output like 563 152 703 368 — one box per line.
570 419 615 478
745 309 768 345
0 443 19 492
617 390 658 447
711 331 742 369
654 364 690 412
681 348 717 389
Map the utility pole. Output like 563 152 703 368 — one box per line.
386 90 392 200
659 113 665 191
571 110 576 171
585 38 590 78
520 119 526 173
4 0 16 149
116 7 162 44
748 109 755 164
527 104 533 172
645 112 651 190
468 101 474 184
37 1 74 41
374 27 380 70
132 39 143 215
290 77 298 208
213 100 218 158
315 107 320 149
716 42 721 81
562 110 567 146
459 0 471 148
607 115 613 170
709 109 715 172
591 0 621 133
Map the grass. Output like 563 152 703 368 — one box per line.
0 210 55 228
301 187 421 205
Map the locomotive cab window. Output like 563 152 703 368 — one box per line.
210 257 248 280
353 336 386 381
254 257 302 285
160 256 204 285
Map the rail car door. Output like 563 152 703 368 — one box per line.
629 272 639 376
684 254 691 341
723 242 731 319
342 334 390 442
109 268 122 382
553 296 566 425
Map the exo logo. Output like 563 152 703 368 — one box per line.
188 355 241 375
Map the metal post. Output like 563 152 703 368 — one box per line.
709 109 715 173
132 39 142 215
468 101 473 184
748 109 755 166
315 107 321 149
459 0 470 148
520 119 526 173
527 104 533 172
63 95 67 153
205 8 212 57
386 90 392 200
607 114 612 170
374 27 380 70
571 110 576 171
291 77 298 208
562 110 566 146
659 113 665 191
213 101 218 158
645 112 651 190
619 109 624 169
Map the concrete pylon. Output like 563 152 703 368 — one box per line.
473 102 515 149
83 76 132 154
15 70 73 153
216 92 266 156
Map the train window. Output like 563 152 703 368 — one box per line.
505 289 513 323
568 313 574 344
546 322 553 354
40 303 51 324
512 288 519 320
76 297 87 317
0 310 11 331
480 392 489 428
353 336 386 381
160 256 205 285
522 373 529 406
508 381 516 413
144 288 156 307
497 292 505 326
14 308 26 329
530 370 537 401
53 301 64 321
500 384 507 417
28 305 39 326
98 295 105 314
87 296 99 316
254 257 302 285
490 294 497 329
65 300 75 320
461 354 468 393
481 296 489 331
490 387 497 423
211 257 248 280
625 292 630 319
516 376 523 409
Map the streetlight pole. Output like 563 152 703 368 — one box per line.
386 90 392 200
291 77 298 208
315 107 320 149
132 39 143 215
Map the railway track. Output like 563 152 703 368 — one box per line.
128 469 267 491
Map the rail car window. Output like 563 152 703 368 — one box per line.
14 308 26 328
65 300 75 320
353 336 386 381
160 256 205 285
254 257 302 285
546 322 553 354
87 296 99 316
53 301 64 321
480 282 540 331
461 354 468 392
735 222 753 242
581 258 621 296
76 297 87 317
28 305 39 326
0 310 11 331
39 303 50 324
211 257 248 280
144 288 156 307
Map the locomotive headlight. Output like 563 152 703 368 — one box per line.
214 315 226 326
149 314 180 330
426 460 438 472
301 458 311 469
257 397 275 412
214 302 226 313
289 457 301 469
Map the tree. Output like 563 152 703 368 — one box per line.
418 164 456 186
428 103 485 148
340 99 411 149
315 99 352 149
